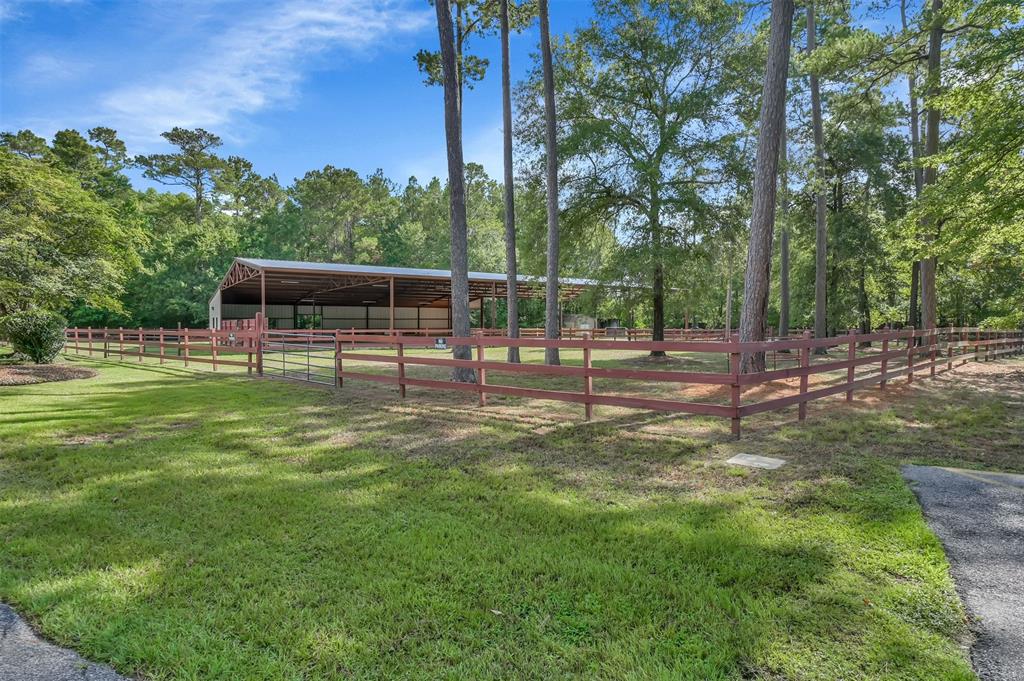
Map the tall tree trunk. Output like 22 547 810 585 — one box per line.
902 0 922 331
435 0 475 382
193 171 204 224
903 2 924 198
858 262 871 340
919 0 942 334
499 0 520 363
344 221 356 263
807 0 828 354
455 1 464 118
724 249 733 338
909 260 920 327
539 0 560 365
650 185 666 357
738 0 795 373
778 114 790 343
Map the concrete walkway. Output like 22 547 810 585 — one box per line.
903 464 1024 681
0 604 128 681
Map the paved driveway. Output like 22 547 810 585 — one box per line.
903 465 1024 681
0 604 128 681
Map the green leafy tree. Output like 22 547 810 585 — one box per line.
0 149 138 316
135 127 225 223
0 309 67 364
521 0 750 354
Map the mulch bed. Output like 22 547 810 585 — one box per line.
0 364 97 386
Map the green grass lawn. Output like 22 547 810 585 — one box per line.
1 353 1021 679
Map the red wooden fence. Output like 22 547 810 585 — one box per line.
64 325 1023 437
65 326 261 372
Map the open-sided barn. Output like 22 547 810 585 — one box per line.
209 258 596 331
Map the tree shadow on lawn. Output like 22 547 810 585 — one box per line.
0 361 998 678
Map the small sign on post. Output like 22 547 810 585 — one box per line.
434 337 448 350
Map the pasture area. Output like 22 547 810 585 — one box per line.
1 352 1022 679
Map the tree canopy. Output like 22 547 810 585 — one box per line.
1 0 1020 336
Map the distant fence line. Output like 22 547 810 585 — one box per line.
220 320 797 342
64 324 1023 438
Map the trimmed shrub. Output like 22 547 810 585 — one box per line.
1 310 67 364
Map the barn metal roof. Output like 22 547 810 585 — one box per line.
234 258 598 288
218 257 607 307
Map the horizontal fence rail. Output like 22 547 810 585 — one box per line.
64 324 1023 437
65 326 260 372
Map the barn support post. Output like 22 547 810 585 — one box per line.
260 269 266 323
490 282 497 333
389 276 395 334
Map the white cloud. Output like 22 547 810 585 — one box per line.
0 0 82 22
19 53 90 82
99 0 431 149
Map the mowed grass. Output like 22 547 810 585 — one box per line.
1 353 1021 680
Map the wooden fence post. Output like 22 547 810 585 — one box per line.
880 335 889 390
799 330 811 421
397 338 406 398
907 326 915 383
929 328 937 377
184 327 190 367
945 326 953 371
159 328 165 364
255 313 264 377
477 341 486 407
87 327 93 356
846 328 855 401
118 327 124 360
211 331 218 371
138 327 144 362
729 350 741 438
245 332 253 375
73 328 79 354
333 333 340 386
583 333 593 421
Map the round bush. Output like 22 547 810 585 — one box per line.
1 310 67 364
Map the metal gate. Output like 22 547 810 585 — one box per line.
259 330 337 386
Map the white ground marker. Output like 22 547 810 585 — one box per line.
726 453 787 470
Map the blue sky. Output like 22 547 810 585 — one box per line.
0 0 595 187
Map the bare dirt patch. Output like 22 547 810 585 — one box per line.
0 364 97 386
61 433 119 446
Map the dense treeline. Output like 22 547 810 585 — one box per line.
1 0 1021 337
